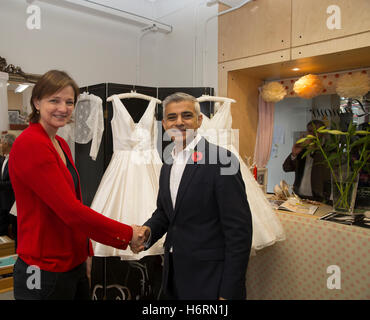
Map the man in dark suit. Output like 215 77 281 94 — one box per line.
0 134 16 242
283 120 331 202
131 92 252 300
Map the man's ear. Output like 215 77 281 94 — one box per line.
197 113 203 127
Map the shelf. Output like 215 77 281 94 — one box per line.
9 124 28 130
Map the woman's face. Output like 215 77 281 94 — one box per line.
34 86 75 134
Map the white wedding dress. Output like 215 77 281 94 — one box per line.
198 99 285 252
91 95 164 260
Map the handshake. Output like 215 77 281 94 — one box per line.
129 225 151 254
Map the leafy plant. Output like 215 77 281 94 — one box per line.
296 121 370 212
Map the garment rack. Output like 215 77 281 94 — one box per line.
196 94 236 103
107 90 161 104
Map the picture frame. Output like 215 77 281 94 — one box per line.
8 110 20 124
257 167 268 193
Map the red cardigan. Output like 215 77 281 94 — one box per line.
9 123 133 272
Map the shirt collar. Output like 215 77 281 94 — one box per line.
171 133 202 159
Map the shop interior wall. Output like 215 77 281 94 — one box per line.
0 0 218 90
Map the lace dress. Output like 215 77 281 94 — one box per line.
91 95 164 260
198 99 285 252
57 92 104 161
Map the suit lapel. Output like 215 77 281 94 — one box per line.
161 162 174 217
173 161 198 216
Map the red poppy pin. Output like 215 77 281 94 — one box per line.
192 151 203 163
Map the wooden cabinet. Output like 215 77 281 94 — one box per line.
218 0 291 63
292 0 370 47
219 0 370 63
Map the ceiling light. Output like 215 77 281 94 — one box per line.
15 83 30 93
292 68 300 71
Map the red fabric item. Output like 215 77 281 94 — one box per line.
253 166 257 180
191 151 203 163
9 123 133 272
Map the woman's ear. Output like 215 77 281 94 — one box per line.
33 99 40 110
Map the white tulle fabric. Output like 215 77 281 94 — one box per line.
198 100 285 252
91 95 164 260
57 92 104 161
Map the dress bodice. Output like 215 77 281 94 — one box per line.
199 101 237 151
111 95 159 152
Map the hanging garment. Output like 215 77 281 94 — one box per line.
58 92 104 161
91 95 164 260
198 98 285 252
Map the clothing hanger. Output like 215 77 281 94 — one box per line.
107 90 161 104
196 94 236 103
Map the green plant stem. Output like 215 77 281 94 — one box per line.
311 123 369 212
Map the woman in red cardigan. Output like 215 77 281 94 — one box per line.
9 70 144 300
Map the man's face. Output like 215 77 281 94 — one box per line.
307 124 324 138
162 100 203 147
307 124 316 136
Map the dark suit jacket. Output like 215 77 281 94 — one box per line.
0 155 15 212
283 150 331 202
144 138 252 300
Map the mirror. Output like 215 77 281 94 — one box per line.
266 91 370 201
7 80 34 128
1 56 41 131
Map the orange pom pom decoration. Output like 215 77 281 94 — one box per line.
293 74 324 99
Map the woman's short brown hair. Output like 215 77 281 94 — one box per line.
29 70 79 123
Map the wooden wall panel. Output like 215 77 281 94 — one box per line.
292 0 370 47
227 71 262 160
218 0 291 63
291 31 370 60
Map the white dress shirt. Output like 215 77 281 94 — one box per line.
169 133 202 209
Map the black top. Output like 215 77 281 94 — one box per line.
62 149 79 195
